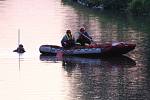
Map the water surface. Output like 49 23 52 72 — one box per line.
0 0 150 100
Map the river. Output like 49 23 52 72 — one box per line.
0 0 150 100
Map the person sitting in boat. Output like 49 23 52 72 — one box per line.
13 44 25 53
76 27 92 46
61 30 75 49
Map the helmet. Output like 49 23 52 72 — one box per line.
66 30 71 33
80 28 85 32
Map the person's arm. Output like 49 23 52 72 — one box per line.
61 36 66 44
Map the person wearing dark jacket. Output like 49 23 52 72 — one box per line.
61 30 75 49
76 28 92 46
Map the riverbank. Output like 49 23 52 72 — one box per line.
62 0 150 16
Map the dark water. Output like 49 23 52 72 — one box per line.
0 0 150 100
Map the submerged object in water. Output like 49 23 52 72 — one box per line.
13 44 25 53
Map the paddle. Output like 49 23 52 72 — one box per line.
18 29 20 47
13 29 21 52
13 29 25 53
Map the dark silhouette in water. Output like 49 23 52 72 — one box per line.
13 44 25 53
39 54 136 67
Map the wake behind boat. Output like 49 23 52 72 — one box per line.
39 42 136 57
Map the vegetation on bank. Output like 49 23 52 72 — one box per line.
128 0 150 15
65 0 150 16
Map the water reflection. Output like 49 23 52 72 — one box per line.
39 55 150 100
0 0 149 99
40 54 136 67
40 54 136 78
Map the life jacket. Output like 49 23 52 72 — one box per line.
66 34 73 40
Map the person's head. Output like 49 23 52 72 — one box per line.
80 28 85 32
19 44 23 48
66 30 71 35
